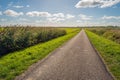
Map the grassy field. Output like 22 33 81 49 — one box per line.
86 30 120 80
87 28 120 44
0 28 3 31
0 28 80 80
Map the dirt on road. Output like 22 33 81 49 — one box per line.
16 30 114 80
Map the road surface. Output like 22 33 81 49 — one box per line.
16 30 113 80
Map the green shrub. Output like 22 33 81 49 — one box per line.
0 27 66 56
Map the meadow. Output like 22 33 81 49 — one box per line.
86 29 120 80
0 27 80 80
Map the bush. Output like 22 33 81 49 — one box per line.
0 27 66 56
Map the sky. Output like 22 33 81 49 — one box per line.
0 0 120 26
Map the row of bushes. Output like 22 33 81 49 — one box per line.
88 28 120 44
0 27 66 56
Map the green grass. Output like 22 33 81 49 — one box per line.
0 27 4 31
0 28 80 80
0 27 66 56
60 28 80 34
87 28 120 44
86 30 120 80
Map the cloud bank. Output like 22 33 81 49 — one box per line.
79 14 92 20
102 15 120 19
75 0 120 8
4 9 23 17
13 5 24 8
26 11 51 17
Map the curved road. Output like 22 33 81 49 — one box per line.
16 30 113 80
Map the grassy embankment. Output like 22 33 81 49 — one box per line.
86 30 120 80
0 27 66 56
0 28 80 80
88 28 120 44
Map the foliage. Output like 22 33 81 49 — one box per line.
86 30 120 80
87 28 120 44
0 28 80 80
0 27 66 56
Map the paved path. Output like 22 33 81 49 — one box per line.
16 30 113 80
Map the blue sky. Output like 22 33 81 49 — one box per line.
0 0 120 26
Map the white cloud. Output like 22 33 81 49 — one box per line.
26 5 30 7
79 14 92 20
75 0 100 8
47 17 65 23
35 20 44 23
47 13 66 23
26 11 51 17
52 13 65 18
102 15 120 20
76 20 82 23
26 11 75 20
47 13 74 22
19 18 29 21
4 9 23 17
66 14 75 19
13 5 24 8
101 0 120 8
0 11 2 15
75 0 120 8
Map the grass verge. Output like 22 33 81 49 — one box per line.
0 28 80 80
86 30 120 80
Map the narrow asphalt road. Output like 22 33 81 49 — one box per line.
16 30 113 80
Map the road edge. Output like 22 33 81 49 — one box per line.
85 30 116 80
15 32 81 80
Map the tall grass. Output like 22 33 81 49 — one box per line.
86 30 120 80
88 28 120 44
0 27 66 56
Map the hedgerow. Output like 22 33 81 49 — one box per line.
0 27 66 56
